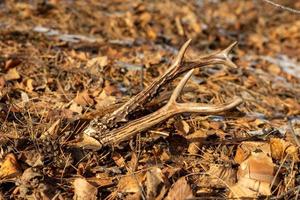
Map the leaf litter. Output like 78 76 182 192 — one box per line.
0 0 300 199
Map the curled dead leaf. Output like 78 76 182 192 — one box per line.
117 173 144 195
270 138 299 161
145 167 164 199
234 141 271 164
4 68 20 81
198 165 237 188
165 177 194 200
40 119 60 140
67 134 102 151
0 153 21 179
74 90 94 106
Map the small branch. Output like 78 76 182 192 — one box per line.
261 0 300 15
288 120 300 147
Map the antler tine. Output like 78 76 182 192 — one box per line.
169 69 194 103
165 39 192 73
175 96 243 114
214 41 238 68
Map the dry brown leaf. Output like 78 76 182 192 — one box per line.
243 177 271 195
21 150 44 167
89 174 114 188
74 90 94 106
0 76 5 90
270 138 299 161
234 141 271 164
232 152 274 198
73 178 97 200
160 150 171 162
0 153 21 179
40 119 60 139
198 165 237 188
4 58 21 70
186 129 207 154
67 134 102 151
127 152 138 172
145 167 164 199
112 153 126 168
187 142 201 154
25 79 34 92
229 183 258 199
95 90 117 109
4 68 20 81
117 173 144 194
267 64 281 75
174 120 190 135
165 177 194 200
69 102 83 114
103 83 121 97
238 152 274 183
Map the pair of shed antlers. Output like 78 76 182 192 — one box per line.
83 39 243 149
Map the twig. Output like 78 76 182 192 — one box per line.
261 0 300 15
288 120 300 147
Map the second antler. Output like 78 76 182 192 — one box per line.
97 69 242 147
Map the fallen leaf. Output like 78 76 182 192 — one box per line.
127 152 138 172
0 153 21 179
92 173 114 187
69 102 83 114
74 90 94 106
165 177 194 200
25 79 34 92
174 120 190 135
198 165 237 188
229 183 258 199
21 150 44 167
112 153 126 168
67 134 102 151
0 76 5 90
270 138 299 161
237 152 274 183
234 141 271 164
4 68 20 81
4 58 21 70
117 173 144 194
40 119 61 139
231 151 274 198
145 167 164 199
86 56 107 68
73 178 97 200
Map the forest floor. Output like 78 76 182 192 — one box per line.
0 0 300 199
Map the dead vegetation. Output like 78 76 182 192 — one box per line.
0 0 300 199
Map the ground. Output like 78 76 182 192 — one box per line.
0 0 300 199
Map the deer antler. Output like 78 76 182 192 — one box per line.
83 39 242 148
97 69 242 147
102 40 237 127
